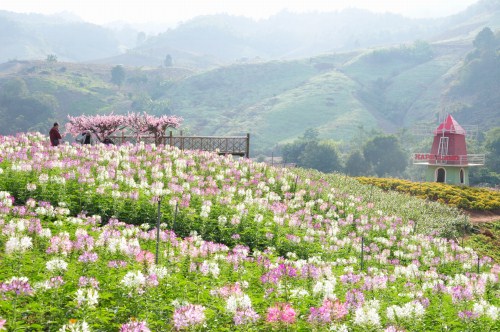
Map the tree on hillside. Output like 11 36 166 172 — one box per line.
111 65 126 88
484 127 500 174
301 128 319 141
46 54 58 63
136 32 146 45
0 78 28 99
132 94 171 116
281 128 342 173
298 141 342 173
473 27 496 51
363 135 407 177
164 54 173 67
281 128 318 165
282 141 306 165
0 78 57 135
345 150 372 176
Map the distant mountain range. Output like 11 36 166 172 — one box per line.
1 0 499 68
0 0 499 155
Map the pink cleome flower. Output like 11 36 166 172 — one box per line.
266 303 296 324
173 304 206 330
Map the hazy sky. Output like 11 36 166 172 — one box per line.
0 0 480 25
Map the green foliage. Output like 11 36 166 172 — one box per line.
164 54 173 67
448 27 500 135
111 65 126 87
301 128 319 141
464 220 500 262
345 150 372 176
0 78 28 98
473 27 496 51
131 94 171 116
298 141 342 173
46 54 58 63
363 135 407 177
484 127 500 174
0 78 58 134
281 130 342 173
368 40 434 64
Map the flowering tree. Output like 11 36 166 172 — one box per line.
66 112 182 144
66 113 127 143
126 112 182 144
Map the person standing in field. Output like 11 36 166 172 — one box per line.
49 122 62 146
83 130 91 144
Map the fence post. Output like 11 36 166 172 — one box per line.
292 175 299 194
172 202 178 231
246 133 250 158
121 130 124 145
180 131 184 151
360 237 365 271
155 198 161 265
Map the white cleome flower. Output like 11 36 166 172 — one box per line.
46 258 68 273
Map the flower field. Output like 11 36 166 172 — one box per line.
356 177 500 212
0 133 498 331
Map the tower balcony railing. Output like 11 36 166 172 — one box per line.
412 153 485 166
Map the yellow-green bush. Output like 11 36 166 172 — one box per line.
356 177 500 211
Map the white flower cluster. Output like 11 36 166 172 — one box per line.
386 301 425 322
149 265 168 280
200 201 212 218
5 235 32 254
289 287 310 298
0 191 12 207
58 320 91 332
11 162 32 172
354 300 381 328
312 277 337 300
35 206 56 217
225 293 253 314
121 270 146 289
473 300 499 320
200 260 220 278
46 258 68 273
75 288 99 308
394 263 421 279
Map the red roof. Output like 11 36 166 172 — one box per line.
434 114 466 135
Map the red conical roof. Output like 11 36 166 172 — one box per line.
434 114 466 135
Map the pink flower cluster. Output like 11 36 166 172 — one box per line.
120 319 151 332
173 304 206 330
266 303 296 324
135 250 155 266
66 112 182 143
308 299 349 324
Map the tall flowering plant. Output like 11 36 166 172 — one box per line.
66 113 127 143
126 112 182 145
66 112 182 145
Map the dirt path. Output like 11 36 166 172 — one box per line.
465 210 500 223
